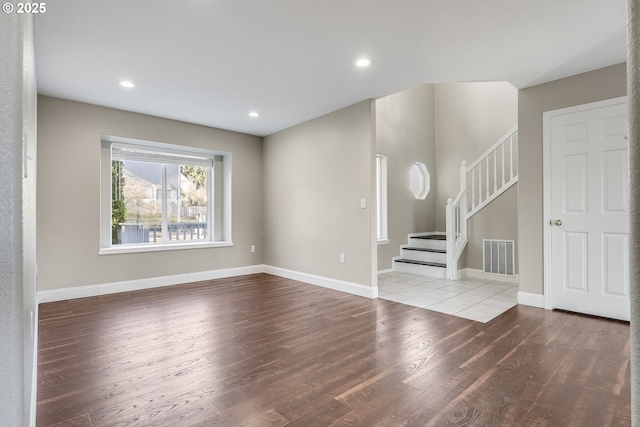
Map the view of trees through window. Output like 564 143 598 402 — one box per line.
111 160 209 245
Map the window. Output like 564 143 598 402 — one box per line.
100 136 232 254
376 154 389 244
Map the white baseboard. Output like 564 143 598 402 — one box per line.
38 264 378 303
464 268 520 284
37 265 264 304
517 291 545 308
454 268 468 280
377 268 394 275
264 265 378 299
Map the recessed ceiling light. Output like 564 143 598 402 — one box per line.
355 58 371 67
118 80 135 88
249 112 259 118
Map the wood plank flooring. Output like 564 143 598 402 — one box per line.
36 273 631 427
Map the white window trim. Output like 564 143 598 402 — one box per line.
376 154 388 244
100 135 233 253
99 241 233 255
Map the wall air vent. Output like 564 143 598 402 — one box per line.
483 239 515 277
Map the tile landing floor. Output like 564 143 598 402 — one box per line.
378 271 518 323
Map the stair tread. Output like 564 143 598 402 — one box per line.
395 259 446 268
404 247 446 253
412 234 446 241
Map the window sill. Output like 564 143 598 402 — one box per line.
99 241 233 255
377 239 390 245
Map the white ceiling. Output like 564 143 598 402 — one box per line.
35 1 627 137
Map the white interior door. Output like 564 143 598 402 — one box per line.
546 97 630 321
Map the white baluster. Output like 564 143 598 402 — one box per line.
456 204 460 242
454 204 457 243
501 143 505 186
460 160 467 212
471 169 475 209
478 164 482 203
460 187 467 243
485 158 489 200
509 135 514 180
493 150 497 192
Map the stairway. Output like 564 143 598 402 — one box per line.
393 233 447 278
391 126 518 281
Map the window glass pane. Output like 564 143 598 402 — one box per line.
113 160 164 245
103 136 228 251
166 164 209 242
376 154 387 242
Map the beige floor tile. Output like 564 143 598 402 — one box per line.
439 297 477 309
481 298 517 309
378 273 516 323
426 303 462 315
396 287 432 298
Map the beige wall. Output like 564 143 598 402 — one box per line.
263 100 375 286
518 63 627 294
434 82 519 229
37 96 264 292
35 64 626 298
467 185 518 270
434 82 519 270
376 84 436 271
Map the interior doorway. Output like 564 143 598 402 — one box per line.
543 96 630 321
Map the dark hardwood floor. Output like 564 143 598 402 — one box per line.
37 273 631 427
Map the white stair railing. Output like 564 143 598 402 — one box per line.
467 125 518 217
446 125 518 280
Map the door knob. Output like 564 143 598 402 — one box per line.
551 219 562 226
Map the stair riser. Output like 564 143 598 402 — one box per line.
394 261 447 278
401 249 447 264
408 237 447 251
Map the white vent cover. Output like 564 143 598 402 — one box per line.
483 239 515 277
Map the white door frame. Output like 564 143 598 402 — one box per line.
542 96 628 310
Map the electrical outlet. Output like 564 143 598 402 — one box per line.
251 245 256 253
340 253 345 263
360 198 366 209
